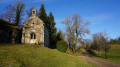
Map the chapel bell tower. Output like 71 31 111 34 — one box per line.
32 8 36 15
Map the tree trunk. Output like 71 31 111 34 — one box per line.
105 51 107 59
12 29 17 44
105 47 107 59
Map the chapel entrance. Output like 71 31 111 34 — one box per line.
30 33 36 43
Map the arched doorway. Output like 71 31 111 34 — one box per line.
30 33 36 43
30 33 36 39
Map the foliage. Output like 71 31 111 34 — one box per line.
118 37 120 44
0 2 25 26
48 12 57 48
90 32 110 59
56 30 64 41
91 45 120 63
56 41 68 53
109 36 120 44
39 4 57 49
109 39 119 44
81 41 85 48
85 43 91 50
83 39 91 50
39 3 48 27
15 2 25 26
62 14 90 53
91 33 107 51
26 7 34 19
109 39 117 44
0 5 15 22
0 44 96 67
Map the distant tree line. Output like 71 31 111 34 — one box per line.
109 37 120 44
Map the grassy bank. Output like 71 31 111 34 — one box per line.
0 44 96 67
107 45 120 62
91 44 120 63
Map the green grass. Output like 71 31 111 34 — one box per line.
107 45 120 62
0 44 96 67
91 44 120 63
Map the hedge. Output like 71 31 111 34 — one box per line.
56 40 68 53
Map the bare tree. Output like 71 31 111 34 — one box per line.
26 7 34 18
84 39 91 50
91 32 110 59
0 2 25 26
0 5 15 22
62 14 90 53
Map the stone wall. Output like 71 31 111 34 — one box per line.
0 19 21 44
21 16 44 44
44 27 49 47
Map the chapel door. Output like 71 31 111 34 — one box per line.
30 33 36 43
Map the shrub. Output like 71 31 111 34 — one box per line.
56 40 68 53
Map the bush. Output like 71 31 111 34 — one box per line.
56 40 68 53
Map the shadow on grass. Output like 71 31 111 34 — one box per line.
87 50 100 57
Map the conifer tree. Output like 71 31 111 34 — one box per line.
48 12 57 48
39 4 48 27
57 30 64 41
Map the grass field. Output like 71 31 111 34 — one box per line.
92 44 120 63
106 45 120 62
0 44 96 67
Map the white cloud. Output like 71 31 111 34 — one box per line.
55 18 64 23
84 14 114 25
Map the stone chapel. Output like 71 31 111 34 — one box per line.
21 8 49 47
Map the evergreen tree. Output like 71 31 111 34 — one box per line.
57 30 64 41
39 4 48 27
48 12 57 48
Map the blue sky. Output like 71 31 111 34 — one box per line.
0 0 120 39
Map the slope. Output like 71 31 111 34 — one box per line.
0 44 96 67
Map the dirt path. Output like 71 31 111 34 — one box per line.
78 56 120 67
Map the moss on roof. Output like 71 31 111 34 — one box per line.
0 19 21 31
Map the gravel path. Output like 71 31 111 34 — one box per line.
79 56 120 67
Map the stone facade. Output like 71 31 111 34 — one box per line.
21 8 49 47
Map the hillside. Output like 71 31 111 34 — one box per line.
106 44 120 62
91 44 120 63
0 44 96 67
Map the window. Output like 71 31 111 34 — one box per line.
34 34 36 39
30 33 36 39
31 33 33 39
33 11 35 14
